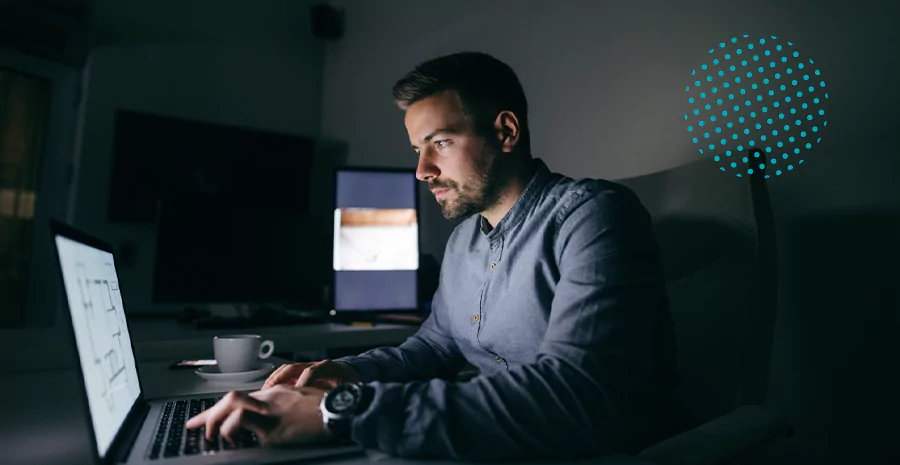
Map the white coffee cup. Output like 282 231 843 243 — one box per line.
213 335 274 373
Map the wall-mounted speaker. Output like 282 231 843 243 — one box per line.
311 3 343 40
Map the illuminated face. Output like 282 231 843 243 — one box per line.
406 91 505 220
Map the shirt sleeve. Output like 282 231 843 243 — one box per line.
347 187 676 460
333 282 468 383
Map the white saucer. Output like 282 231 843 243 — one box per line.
195 362 275 383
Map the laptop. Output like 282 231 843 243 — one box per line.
50 220 364 464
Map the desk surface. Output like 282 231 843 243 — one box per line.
130 318 420 361
0 363 655 465
140 358 286 399
3 324 654 465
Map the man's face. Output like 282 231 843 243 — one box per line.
405 91 506 220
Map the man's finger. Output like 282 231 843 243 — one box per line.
263 364 289 388
265 363 308 388
219 408 270 444
292 385 329 395
219 408 246 445
262 367 282 389
192 391 269 441
185 410 209 429
295 362 323 387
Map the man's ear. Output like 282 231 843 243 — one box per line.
493 111 520 154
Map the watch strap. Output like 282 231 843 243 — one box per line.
323 383 373 440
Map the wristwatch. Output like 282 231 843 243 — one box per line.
319 382 373 439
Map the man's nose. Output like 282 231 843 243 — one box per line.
416 153 439 182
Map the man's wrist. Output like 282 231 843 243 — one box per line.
335 361 363 383
320 382 373 440
332 356 379 383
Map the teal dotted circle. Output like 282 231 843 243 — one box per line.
686 35 829 178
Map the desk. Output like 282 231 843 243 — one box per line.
139 357 288 399
135 361 656 465
129 318 420 362
1 344 655 465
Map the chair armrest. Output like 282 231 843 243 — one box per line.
636 405 789 465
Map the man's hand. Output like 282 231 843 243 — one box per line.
263 360 361 390
185 386 330 446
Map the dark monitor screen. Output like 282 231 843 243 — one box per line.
109 110 314 223
333 169 419 312
153 197 328 306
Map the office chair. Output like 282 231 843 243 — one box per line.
607 159 790 465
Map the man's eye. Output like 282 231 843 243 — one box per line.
435 140 449 149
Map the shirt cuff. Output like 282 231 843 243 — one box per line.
348 382 408 454
332 355 381 383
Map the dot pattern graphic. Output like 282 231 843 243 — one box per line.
685 35 828 178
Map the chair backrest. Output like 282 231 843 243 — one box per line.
615 160 777 428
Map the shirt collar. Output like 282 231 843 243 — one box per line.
479 158 552 237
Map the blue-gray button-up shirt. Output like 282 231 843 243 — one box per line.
336 158 680 460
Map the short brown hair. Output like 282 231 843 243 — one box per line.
392 51 530 155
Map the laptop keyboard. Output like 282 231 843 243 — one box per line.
147 398 260 460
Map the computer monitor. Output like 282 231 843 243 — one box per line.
152 197 328 307
108 110 316 223
332 168 419 312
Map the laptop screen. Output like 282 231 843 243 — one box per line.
55 235 141 459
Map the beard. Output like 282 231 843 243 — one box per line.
429 143 507 221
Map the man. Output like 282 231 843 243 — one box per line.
187 51 681 460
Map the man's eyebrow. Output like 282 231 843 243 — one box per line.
411 127 462 149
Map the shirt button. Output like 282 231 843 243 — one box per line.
489 262 496 270
472 314 479 323
494 356 502 363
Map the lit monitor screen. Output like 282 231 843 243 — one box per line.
333 170 419 311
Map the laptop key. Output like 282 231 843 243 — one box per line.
183 443 200 455
185 430 200 446
243 432 260 447
189 399 201 416
222 432 253 451
203 435 220 453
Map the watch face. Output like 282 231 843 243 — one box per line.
328 384 361 414
332 390 356 412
